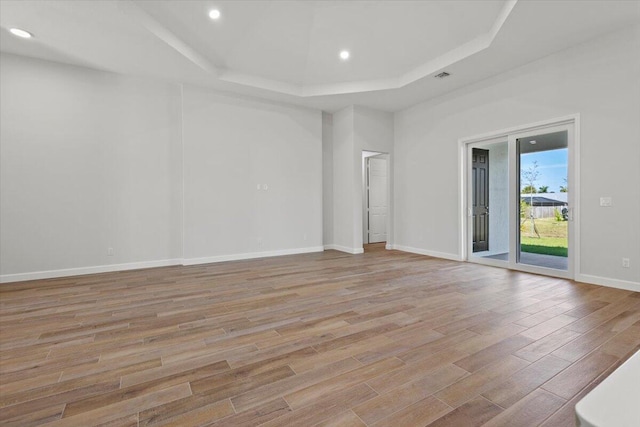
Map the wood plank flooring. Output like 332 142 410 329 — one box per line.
1 244 639 426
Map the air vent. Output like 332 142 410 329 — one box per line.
434 71 450 78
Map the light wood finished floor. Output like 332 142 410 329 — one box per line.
1 244 639 426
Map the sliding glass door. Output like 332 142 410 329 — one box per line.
465 120 575 279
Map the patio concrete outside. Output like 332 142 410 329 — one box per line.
483 251 568 270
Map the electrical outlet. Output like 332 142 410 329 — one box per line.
257 237 263 247
107 247 114 256
303 233 307 241
622 258 630 268
600 197 612 207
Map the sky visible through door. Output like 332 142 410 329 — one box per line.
520 148 568 193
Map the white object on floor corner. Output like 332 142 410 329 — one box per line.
575 349 640 427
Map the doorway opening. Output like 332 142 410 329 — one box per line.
362 151 388 250
471 140 509 258
461 115 578 279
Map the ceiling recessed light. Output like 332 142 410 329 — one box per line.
529 140 537 145
339 50 350 60
9 28 33 39
434 71 450 78
209 9 221 20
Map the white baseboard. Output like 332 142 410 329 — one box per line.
0 259 183 284
575 274 640 292
182 246 324 266
323 244 364 254
391 244 463 262
1 246 327 283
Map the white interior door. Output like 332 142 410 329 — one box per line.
367 157 387 243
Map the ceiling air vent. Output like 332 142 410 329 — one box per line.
434 71 450 78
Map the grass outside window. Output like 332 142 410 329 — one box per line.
520 217 568 257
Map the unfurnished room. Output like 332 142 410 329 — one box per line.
0 1 639 426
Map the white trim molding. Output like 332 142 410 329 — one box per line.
576 274 640 293
183 246 325 266
0 259 183 283
324 244 364 254
1 247 327 283
391 245 463 262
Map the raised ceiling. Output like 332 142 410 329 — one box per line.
132 0 509 94
1 1 639 112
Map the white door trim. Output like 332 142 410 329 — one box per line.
361 151 391 249
459 114 580 280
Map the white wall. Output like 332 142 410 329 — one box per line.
329 105 394 253
394 25 640 287
0 54 183 280
0 53 324 281
331 106 358 252
181 86 323 262
322 112 334 246
353 106 394 249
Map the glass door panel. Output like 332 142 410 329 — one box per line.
517 131 569 271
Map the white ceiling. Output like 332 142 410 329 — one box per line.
1 0 639 112
519 131 567 154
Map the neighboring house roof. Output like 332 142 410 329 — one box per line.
521 196 568 206
542 193 568 203
520 193 568 203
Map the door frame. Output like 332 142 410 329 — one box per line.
361 151 390 248
459 114 580 279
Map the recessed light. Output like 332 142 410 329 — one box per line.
434 71 450 78
339 50 350 60
529 140 537 145
9 28 33 39
209 9 221 20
